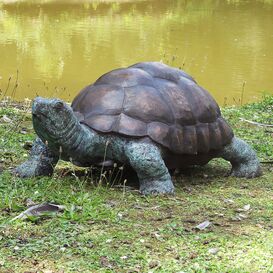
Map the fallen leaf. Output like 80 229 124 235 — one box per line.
12 203 66 221
149 260 159 268
117 212 124 220
189 252 198 259
195 220 211 230
105 201 118 208
133 204 144 209
120 256 128 260
238 213 248 219
100 256 115 269
0 115 12 123
151 232 162 240
243 204 251 211
231 216 241 221
224 199 235 204
231 213 248 221
25 198 35 207
236 204 251 212
214 213 224 217
208 248 219 255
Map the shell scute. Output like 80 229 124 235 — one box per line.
114 113 147 136
83 114 117 132
73 84 123 117
177 80 220 123
124 85 173 124
208 122 222 150
147 122 171 149
218 117 234 142
196 123 210 153
94 67 154 88
130 62 196 83
180 126 198 154
153 78 196 125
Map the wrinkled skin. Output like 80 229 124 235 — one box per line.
14 98 261 195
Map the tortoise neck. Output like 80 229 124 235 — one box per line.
57 120 97 157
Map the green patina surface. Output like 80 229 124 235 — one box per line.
0 96 272 273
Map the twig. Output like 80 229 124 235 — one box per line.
239 118 273 128
10 70 19 99
261 161 273 164
1 76 11 101
240 81 246 106
99 140 109 185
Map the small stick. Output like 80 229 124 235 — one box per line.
261 161 273 164
2 76 11 101
10 69 19 99
99 140 109 184
240 81 246 106
239 118 273 128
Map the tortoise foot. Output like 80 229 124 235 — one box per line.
140 178 174 195
221 137 262 179
230 161 262 178
14 158 54 178
13 138 58 178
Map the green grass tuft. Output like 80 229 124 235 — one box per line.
0 96 272 272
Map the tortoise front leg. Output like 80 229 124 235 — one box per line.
125 141 174 195
221 137 262 178
14 138 59 178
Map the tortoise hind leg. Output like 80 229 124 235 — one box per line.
125 141 174 195
221 137 262 178
14 138 59 178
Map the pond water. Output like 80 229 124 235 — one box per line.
0 0 272 104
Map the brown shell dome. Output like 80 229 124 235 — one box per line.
72 62 233 154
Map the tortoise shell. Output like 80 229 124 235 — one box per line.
72 62 233 155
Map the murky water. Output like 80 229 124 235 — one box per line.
0 0 272 104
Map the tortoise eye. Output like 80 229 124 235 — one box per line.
54 101 64 110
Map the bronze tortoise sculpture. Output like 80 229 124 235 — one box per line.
15 62 261 194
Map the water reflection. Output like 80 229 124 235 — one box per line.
0 0 272 104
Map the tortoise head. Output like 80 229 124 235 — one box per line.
32 97 76 143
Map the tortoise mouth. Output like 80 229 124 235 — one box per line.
32 110 49 125
32 97 48 117
32 97 63 123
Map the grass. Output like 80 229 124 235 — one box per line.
0 96 272 273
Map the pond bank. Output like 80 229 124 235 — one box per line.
0 96 272 272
